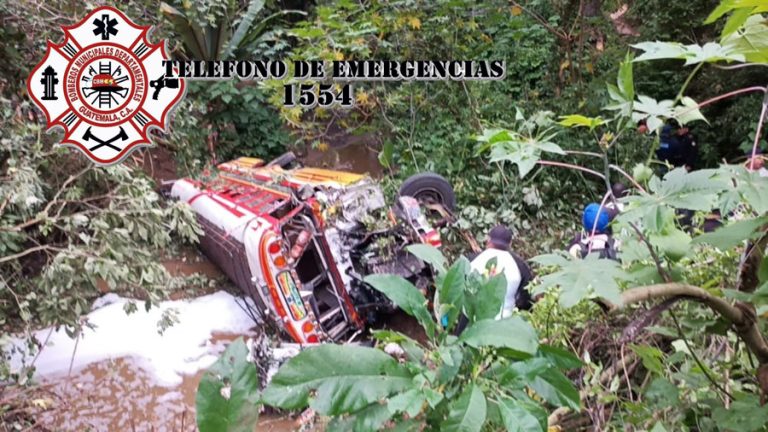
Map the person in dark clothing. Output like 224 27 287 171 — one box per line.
638 120 699 172
639 120 699 230
656 123 698 171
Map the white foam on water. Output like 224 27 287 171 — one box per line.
7 291 258 387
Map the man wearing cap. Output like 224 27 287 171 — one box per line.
469 225 529 319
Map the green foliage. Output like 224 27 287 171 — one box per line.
405 244 447 274
721 14 768 63
6 1 768 430
160 0 293 169
161 0 301 60
280 0 584 251
196 338 260 432
692 215 768 249
458 317 538 353
0 0 207 386
485 3 768 430
475 110 564 178
532 253 628 307
558 114 607 131
441 384 486 432
262 344 414 415
364 274 437 337
262 251 579 431
0 122 201 332
632 41 746 65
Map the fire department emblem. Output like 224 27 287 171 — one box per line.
27 6 185 165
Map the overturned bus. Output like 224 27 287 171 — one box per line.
164 153 456 345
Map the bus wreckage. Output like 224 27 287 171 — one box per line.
163 153 457 346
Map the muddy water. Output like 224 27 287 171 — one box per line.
29 250 302 431
36 337 297 432
302 142 384 179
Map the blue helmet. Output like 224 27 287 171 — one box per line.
582 203 612 234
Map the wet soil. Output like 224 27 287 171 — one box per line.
378 310 428 345
141 145 179 184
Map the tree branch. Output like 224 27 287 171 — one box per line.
613 283 768 363
510 0 568 40
537 160 605 180
0 245 58 264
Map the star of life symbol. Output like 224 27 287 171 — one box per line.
27 6 185 165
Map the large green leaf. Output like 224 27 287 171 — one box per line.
622 169 727 232
693 215 768 249
500 358 580 409
539 345 583 370
441 384 487 432
632 41 688 62
365 274 436 336
684 42 745 64
644 377 679 408
195 338 260 432
711 395 768 431
464 273 506 322
674 96 708 125
390 419 422 432
617 52 635 102
434 257 468 330
722 15 768 63
497 397 546 432
632 95 675 132
529 368 581 410
632 41 744 64
722 7 754 37
435 344 464 385
330 402 394 432
223 0 266 59
372 330 425 362
629 344 665 376
706 0 768 24
459 317 539 354
605 53 635 118
262 345 414 415
558 114 606 131
649 227 692 262
531 253 629 307
161 2 209 59
387 388 426 417
717 164 768 214
407 243 447 274
475 119 564 179
378 141 395 168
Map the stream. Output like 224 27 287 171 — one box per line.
6 254 298 431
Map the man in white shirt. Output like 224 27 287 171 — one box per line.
470 225 522 319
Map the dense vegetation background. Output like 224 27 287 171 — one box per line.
2 0 768 431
